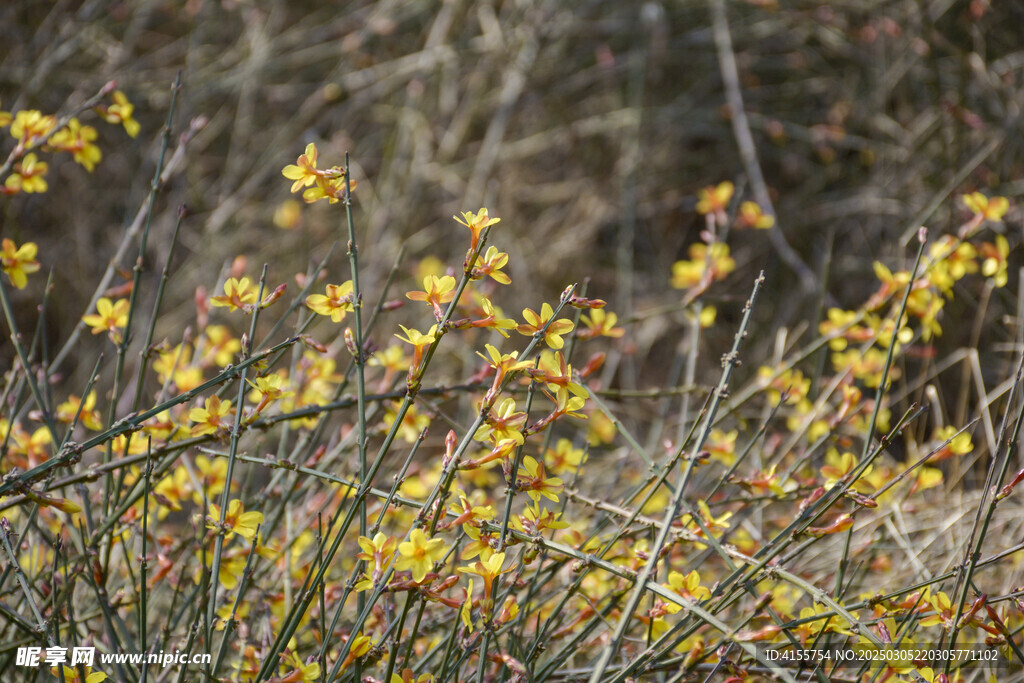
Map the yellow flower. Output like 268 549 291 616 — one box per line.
215 601 250 630
468 297 517 337
757 366 810 405
153 465 192 519
153 343 203 391
545 386 587 421
919 590 953 628
302 174 351 204
530 350 588 399
705 428 738 466
50 665 107 683
517 455 563 503
579 308 624 339
9 110 56 146
458 552 512 609
357 532 397 564
202 325 242 366
736 200 774 229
962 192 1009 222
306 281 354 322
7 423 52 469
696 181 734 216
475 397 527 445
514 503 568 535
696 305 717 327
367 344 410 381
98 91 140 137
406 275 457 321
454 208 501 252
383 401 431 443
355 532 397 592
461 578 475 632
206 498 264 542
909 465 943 495
979 235 1009 287
4 152 48 193
81 297 129 342
395 324 437 349
281 142 321 193
49 118 101 171
396 528 448 583
671 242 735 290
927 236 977 294
517 302 574 349
200 552 247 590
210 277 258 312
279 650 321 682
818 308 864 351
867 261 912 309
391 669 434 683
544 438 587 474
680 500 732 548
245 374 294 411
189 395 233 436
394 324 438 367
820 448 873 493
273 198 303 229
930 425 973 461
55 391 103 431
0 239 40 289
340 633 373 671
141 409 179 444
664 569 710 610
477 344 533 384
831 347 900 388
471 246 511 284
192 455 229 504
587 409 617 445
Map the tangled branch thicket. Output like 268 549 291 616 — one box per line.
2 2 1024 682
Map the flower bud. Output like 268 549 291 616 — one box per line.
344 327 359 359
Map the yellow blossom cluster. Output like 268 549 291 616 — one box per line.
1 89 138 196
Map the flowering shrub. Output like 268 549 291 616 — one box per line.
1 90 1022 683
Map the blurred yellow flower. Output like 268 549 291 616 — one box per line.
0 238 40 289
696 181 734 216
962 192 1009 222
736 200 774 229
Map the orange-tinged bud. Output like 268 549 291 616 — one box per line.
52 497 82 513
957 594 986 630
260 282 287 308
799 486 825 512
735 625 781 641
443 430 458 467
682 641 705 670
195 286 209 329
807 514 853 538
568 296 606 309
22 489 81 513
580 352 605 378
344 328 359 359
996 468 1024 500
845 491 878 508
305 444 328 467
299 334 328 353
